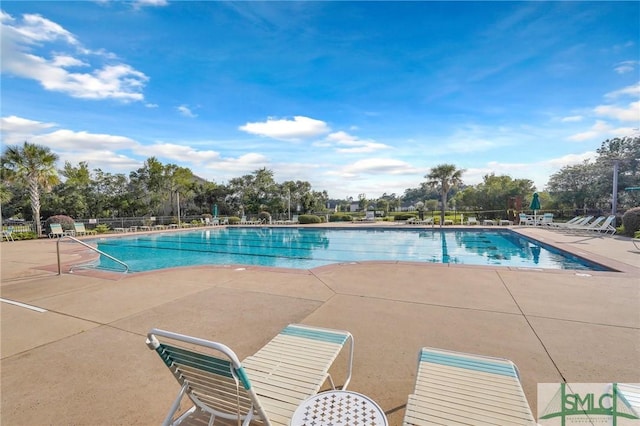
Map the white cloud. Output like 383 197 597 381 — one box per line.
0 115 57 139
567 120 636 142
1 11 148 101
604 82 640 99
137 143 221 164
202 153 269 173
321 131 390 153
561 115 583 122
614 60 639 74
133 0 169 8
56 149 142 172
327 158 420 178
13 13 78 45
462 150 597 191
594 101 640 122
30 129 140 151
239 116 330 141
177 105 197 118
51 55 87 68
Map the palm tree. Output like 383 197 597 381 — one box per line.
1 142 59 237
425 164 465 225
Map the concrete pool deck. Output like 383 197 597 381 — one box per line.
1 224 639 425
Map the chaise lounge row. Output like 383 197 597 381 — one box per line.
148 324 537 425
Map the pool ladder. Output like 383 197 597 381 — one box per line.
57 235 129 274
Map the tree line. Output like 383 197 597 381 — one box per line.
2 136 638 234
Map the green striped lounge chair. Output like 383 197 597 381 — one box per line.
403 347 536 425
147 324 354 426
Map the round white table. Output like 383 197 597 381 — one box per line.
290 390 388 426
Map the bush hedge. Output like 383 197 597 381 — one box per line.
622 207 640 236
298 214 322 224
95 224 110 234
228 216 241 225
258 211 271 223
329 213 353 222
3 231 37 241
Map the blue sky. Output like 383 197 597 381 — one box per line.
1 1 639 199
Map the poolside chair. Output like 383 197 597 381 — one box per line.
403 347 536 426
466 217 478 226
365 211 376 222
587 215 617 235
2 228 15 242
547 215 583 229
540 213 554 226
566 216 605 233
285 214 299 225
147 323 354 426
73 222 97 236
48 223 71 238
518 213 533 226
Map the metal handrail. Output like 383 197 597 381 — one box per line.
57 235 129 274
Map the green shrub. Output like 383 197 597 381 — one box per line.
329 213 353 222
298 214 321 224
95 224 110 234
228 216 241 225
622 207 640 236
45 215 75 233
258 211 271 223
6 231 37 240
394 213 416 221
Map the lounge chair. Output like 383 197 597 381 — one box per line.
407 217 434 225
2 228 14 242
403 347 536 425
633 239 640 251
547 215 583 229
518 213 533 226
365 211 376 222
48 223 71 238
540 213 554 226
466 217 478 225
586 215 617 235
73 222 97 236
147 323 354 426
565 216 605 233
285 214 299 225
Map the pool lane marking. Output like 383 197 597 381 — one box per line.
0 298 47 313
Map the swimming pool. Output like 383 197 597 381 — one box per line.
86 227 610 272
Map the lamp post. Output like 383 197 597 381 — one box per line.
612 159 619 216
287 188 291 220
176 191 181 226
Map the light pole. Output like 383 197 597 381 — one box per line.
612 159 619 216
287 189 291 220
176 191 181 226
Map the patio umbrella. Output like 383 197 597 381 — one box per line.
530 192 541 224
212 204 218 218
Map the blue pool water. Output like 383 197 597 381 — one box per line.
88 227 610 272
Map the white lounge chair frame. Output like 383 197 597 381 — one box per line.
48 223 72 238
403 347 536 425
73 222 97 236
147 323 354 426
